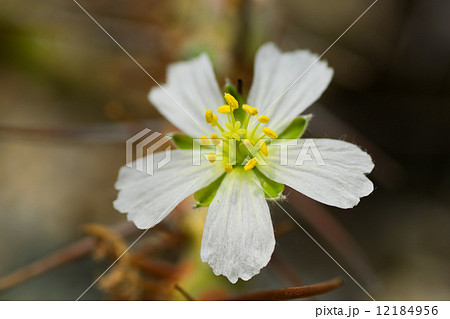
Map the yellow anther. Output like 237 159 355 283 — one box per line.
224 93 239 110
210 114 218 127
244 158 258 171
258 115 270 123
208 152 216 163
262 127 278 139
224 163 233 173
200 135 210 146
205 109 214 124
218 105 231 113
243 104 258 116
260 141 268 156
211 133 221 145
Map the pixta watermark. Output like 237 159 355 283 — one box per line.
126 129 325 175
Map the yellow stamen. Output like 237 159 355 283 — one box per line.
200 135 210 146
210 114 218 126
224 93 239 110
243 104 258 116
211 114 224 131
218 105 231 113
262 127 278 139
243 105 258 129
224 163 233 173
208 152 216 163
258 115 270 123
205 109 214 124
230 106 236 124
260 141 268 156
211 133 221 145
249 122 261 138
244 158 258 171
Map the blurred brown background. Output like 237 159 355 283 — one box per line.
0 0 449 300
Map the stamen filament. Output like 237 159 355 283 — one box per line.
214 121 225 132
242 105 258 130
243 113 250 130
250 122 261 139
230 109 236 125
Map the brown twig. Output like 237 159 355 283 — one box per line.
0 237 95 292
174 284 196 301
0 222 139 293
221 278 343 301
129 253 179 280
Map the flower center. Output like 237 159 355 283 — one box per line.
202 93 278 173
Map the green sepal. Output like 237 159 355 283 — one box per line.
277 115 312 140
254 169 284 200
224 83 246 123
194 173 226 207
171 133 194 150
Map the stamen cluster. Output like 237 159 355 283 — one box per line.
202 93 278 172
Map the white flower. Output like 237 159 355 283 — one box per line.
114 43 374 283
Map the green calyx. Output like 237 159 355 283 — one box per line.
194 167 284 207
194 173 226 207
277 115 311 140
171 133 195 149
253 168 284 200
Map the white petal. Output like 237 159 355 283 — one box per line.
257 139 374 209
114 150 224 229
149 54 223 137
247 43 333 134
201 169 275 283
